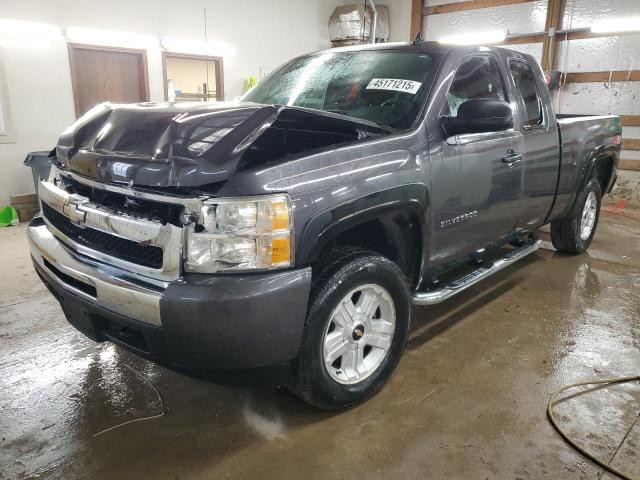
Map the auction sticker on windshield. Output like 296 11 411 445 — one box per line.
366 78 422 94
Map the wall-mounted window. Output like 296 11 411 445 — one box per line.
0 50 14 143
162 52 224 102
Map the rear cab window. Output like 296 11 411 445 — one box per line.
508 59 543 127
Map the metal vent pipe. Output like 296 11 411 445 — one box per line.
367 0 377 44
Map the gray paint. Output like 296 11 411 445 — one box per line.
53 42 621 280
160 267 312 369
33 245 312 371
31 42 622 372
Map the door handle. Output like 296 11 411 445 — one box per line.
502 150 523 167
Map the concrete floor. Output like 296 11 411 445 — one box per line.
1 212 639 480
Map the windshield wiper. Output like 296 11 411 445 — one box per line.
323 109 395 132
325 109 348 115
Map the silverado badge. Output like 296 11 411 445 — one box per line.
440 211 478 229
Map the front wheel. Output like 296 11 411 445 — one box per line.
290 248 411 410
551 178 602 254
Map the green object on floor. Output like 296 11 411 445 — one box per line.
0 206 19 227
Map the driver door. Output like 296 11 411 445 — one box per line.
430 54 525 263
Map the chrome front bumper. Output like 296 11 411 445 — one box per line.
29 217 313 371
28 222 163 326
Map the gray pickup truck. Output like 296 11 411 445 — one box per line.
28 41 620 409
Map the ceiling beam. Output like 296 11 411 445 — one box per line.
541 0 566 69
619 159 640 171
623 139 640 150
423 0 535 16
621 116 640 126
564 71 640 83
500 33 545 45
410 0 423 40
496 28 640 47
557 29 640 41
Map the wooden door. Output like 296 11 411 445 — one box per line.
68 44 149 117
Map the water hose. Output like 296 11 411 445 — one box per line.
547 376 640 480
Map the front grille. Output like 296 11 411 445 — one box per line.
42 202 164 269
62 176 184 225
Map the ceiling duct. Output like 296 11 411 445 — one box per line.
329 3 389 47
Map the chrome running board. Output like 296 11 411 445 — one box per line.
412 239 542 306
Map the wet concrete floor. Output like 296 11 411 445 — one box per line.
1 212 639 479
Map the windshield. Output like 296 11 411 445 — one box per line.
244 49 439 130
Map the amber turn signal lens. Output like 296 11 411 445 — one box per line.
271 200 290 231
270 237 291 265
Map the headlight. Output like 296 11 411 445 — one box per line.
185 194 293 273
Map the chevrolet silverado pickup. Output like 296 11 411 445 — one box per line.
28 42 621 409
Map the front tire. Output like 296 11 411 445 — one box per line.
290 248 411 410
551 178 602 254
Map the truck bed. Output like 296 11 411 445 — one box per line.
550 113 621 220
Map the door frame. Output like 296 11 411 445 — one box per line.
161 51 225 102
67 43 150 117
427 51 525 266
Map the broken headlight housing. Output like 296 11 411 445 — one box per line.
184 194 293 273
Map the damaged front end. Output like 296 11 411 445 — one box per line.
55 101 390 191
34 100 391 290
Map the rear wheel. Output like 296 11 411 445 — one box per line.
290 248 411 410
551 178 602 254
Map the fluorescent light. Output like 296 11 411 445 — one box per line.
591 17 640 34
0 38 56 49
66 27 158 49
161 37 236 57
438 30 506 45
0 19 61 48
0 19 61 40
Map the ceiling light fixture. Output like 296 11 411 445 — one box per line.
0 19 62 48
161 37 236 57
0 19 62 39
591 17 640 34
65 27 158 49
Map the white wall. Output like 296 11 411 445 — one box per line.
0 42 76 207
1 0 415 205
384 0 412 42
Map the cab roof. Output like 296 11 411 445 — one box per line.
314 41 526 58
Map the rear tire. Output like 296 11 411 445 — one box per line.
551 178 602 254
290 248 411 410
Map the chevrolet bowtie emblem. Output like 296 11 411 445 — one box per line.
62 196 88 227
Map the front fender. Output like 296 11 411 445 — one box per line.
296 184 429 285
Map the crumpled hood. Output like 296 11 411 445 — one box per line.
55 101 281 188
55 101 389 189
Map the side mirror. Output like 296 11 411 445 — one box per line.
441 99 513 137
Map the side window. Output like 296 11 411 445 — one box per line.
508 59 543 126
447 55 506 117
